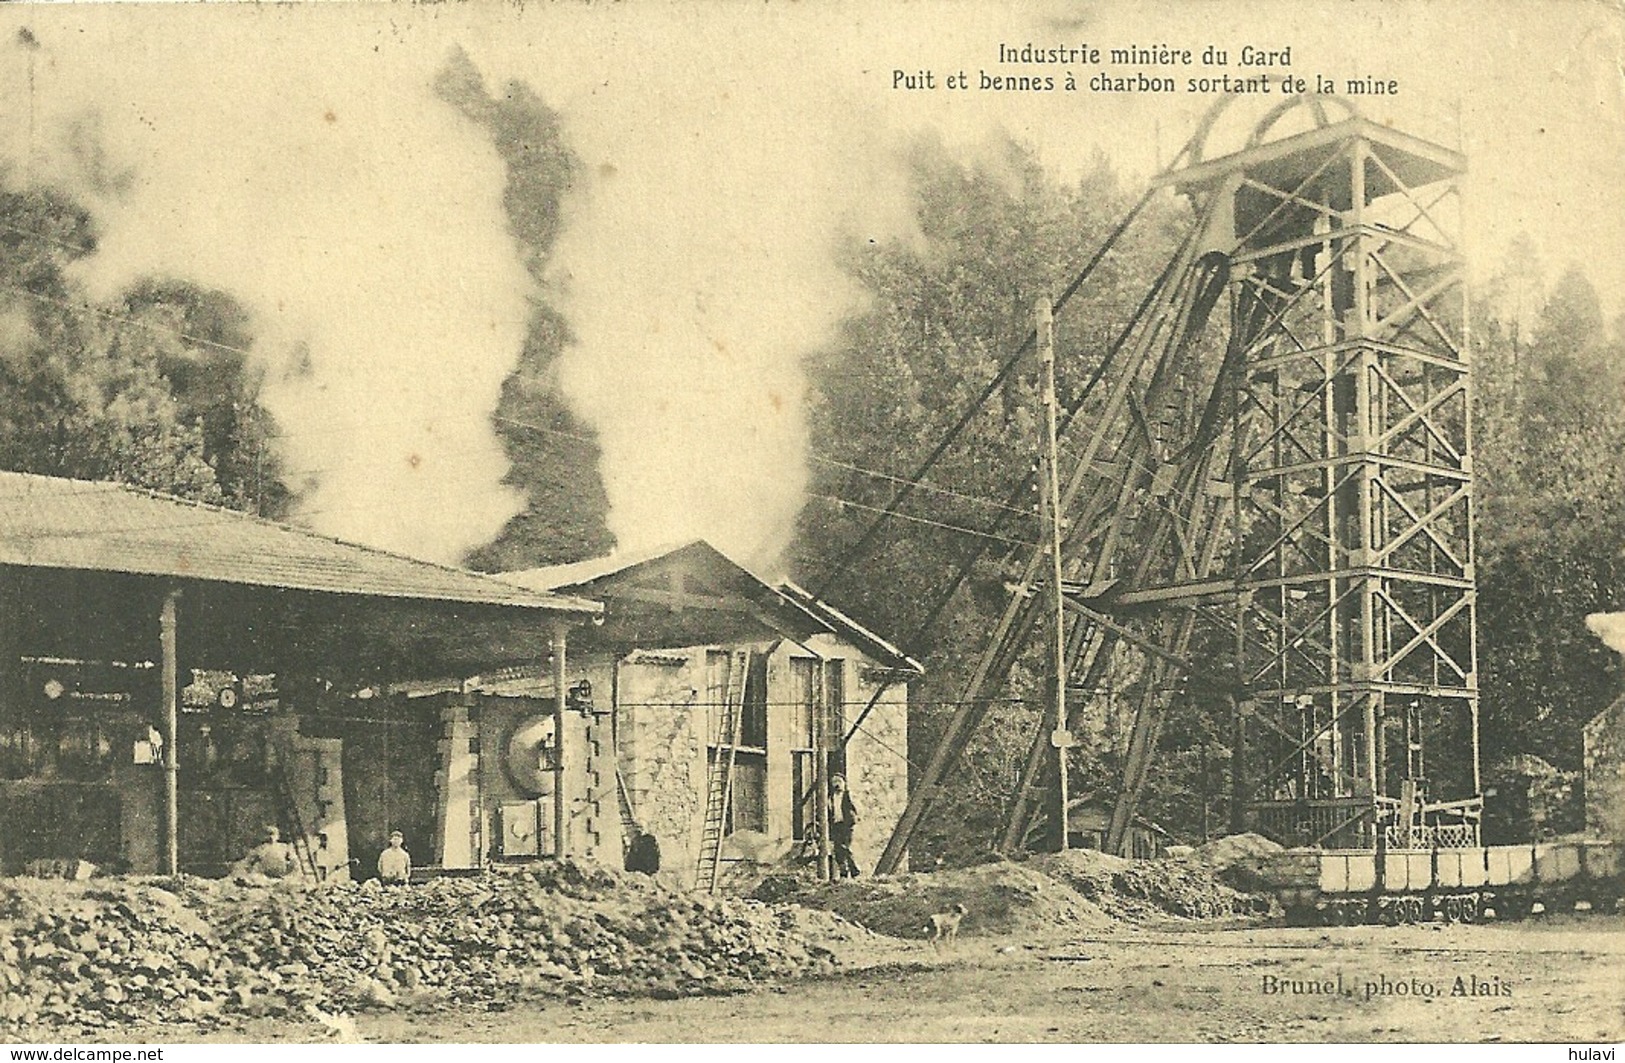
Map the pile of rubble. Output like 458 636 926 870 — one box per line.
758 842 1277 937
754 859 1115 939
1032 847 1271 920
0 862 844 1033
1190 832 1285 891
0 878 221 1030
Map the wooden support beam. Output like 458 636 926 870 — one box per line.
1151 117 1462 194
1036 297 1070 852
876 209 1224 875
999 615 1110 853
159 588 181 877
815 659 832 882
551 621 567 860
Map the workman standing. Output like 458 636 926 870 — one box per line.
829 774 860 879
377 829 412 884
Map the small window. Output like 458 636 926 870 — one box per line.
788 658 848 840
730 752 767 833
706 649 768 837
707 650 766 751
740 654 768 750
789 658 818 749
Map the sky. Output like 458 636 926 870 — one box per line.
0 0 1619 570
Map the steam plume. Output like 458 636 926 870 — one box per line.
0 20 532 563
509 35 915 568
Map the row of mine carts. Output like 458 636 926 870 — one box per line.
1258 840 1625 925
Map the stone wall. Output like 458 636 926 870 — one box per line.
572 655 619 866
842 663 911 873
616 649 709 885
1584 696 1625 840
612 635 913 887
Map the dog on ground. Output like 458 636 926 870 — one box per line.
927 903 968 948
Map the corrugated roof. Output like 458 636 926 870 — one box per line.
0 471 600 614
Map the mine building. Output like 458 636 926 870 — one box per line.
1060 798 1171 860
0 475 917 890
0 470 599 879
1584 695 1625 841
498 539 919 890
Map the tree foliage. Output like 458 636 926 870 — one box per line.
793 134 1625 860
9 84 1620 859
789 135 1186 862
0 182 282 510
1474 260 1625 771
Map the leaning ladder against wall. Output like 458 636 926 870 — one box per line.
696 649 750 893
267 752 320 880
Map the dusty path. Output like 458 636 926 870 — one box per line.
61 915 1625 1043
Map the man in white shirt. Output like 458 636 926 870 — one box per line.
377 830 411 884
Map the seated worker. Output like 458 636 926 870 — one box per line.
377 830 412 884
233 824 297 882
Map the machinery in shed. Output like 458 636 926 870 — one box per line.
0 471 598 878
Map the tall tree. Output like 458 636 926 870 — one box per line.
1474 262 1625 771
116 279 291 516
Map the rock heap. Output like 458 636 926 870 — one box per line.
1033 848 1270 920
0 879 222 1030
0 862 840 1033
754 859 1116 939
759 848 1274 934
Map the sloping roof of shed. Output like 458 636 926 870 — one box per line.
509 539 699 591
777 580 924 676
504 539 922 675
0 470 599 614
1586 694 1625 739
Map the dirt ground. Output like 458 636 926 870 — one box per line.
78 913 1625 1044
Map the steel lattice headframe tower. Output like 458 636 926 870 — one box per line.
1172 99 1479 848
875 98 1479 873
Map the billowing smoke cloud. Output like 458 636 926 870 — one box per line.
0 10 922 572
1585 612 1625 656
496 22 919 569
0 19 532 563
5 3 1612 578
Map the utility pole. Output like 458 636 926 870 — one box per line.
1036 298 1071 850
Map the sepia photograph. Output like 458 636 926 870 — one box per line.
0 0 1621 1047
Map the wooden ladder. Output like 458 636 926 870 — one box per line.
268 754 321 880
696 649 749 893
615 765 640 847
